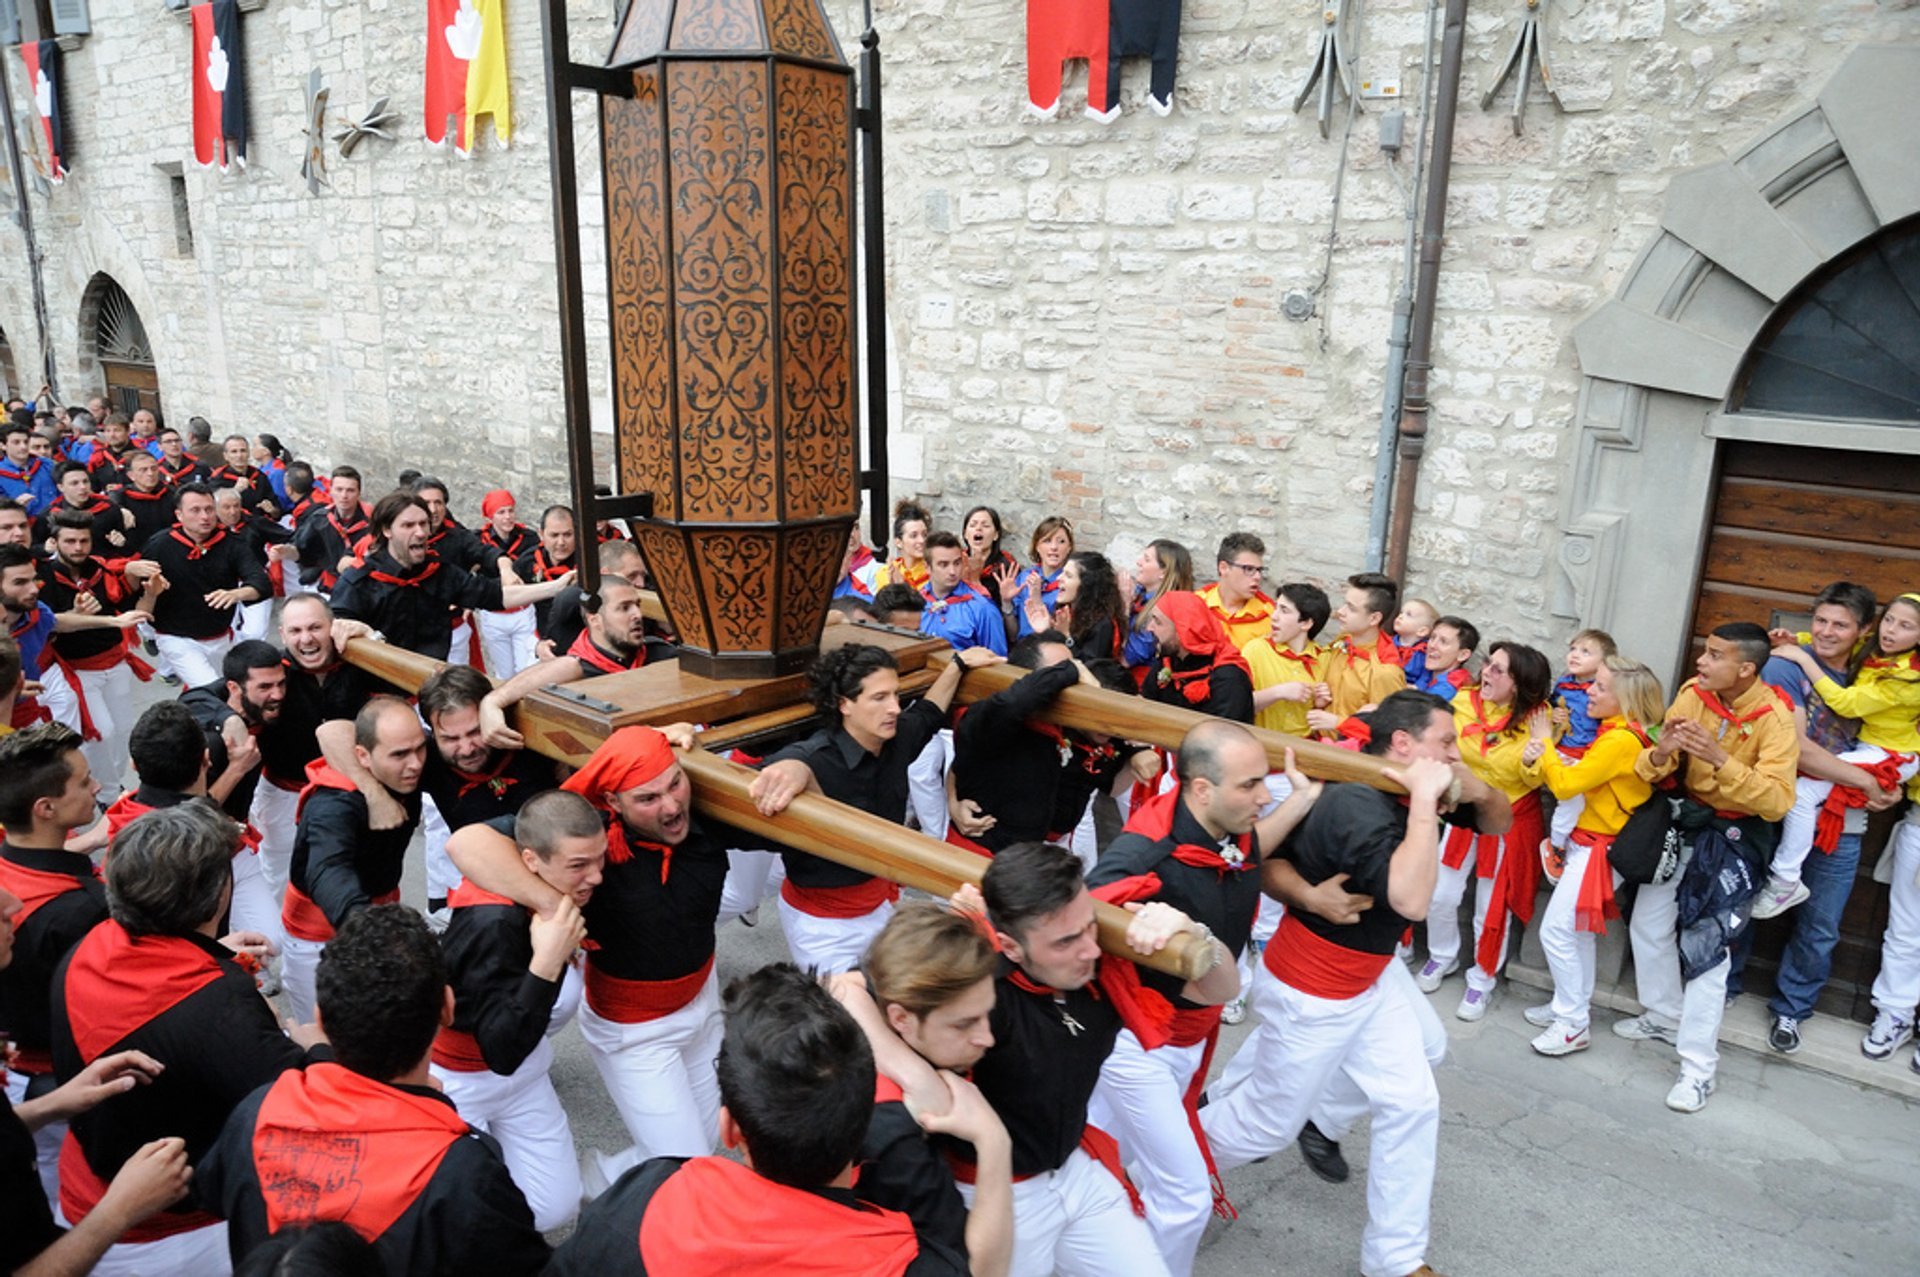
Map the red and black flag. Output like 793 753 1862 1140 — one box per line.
191 0 247 171
19 39 66 183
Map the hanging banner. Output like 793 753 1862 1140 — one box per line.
425 0 510 156
191 0 248 171
19 39 66 183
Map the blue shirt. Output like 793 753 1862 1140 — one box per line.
1410 664 1468 701
0 457 57 518
8 601 55 675
1010 566 1065 640
919 583 1007 656
1553 676 1599 751
1763 646 1857 754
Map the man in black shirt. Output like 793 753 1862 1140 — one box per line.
38 462 130 552
291 464 368 594
213 485 294 643
1 878 194 1276
547 963 967 1277
52 802 316 1273
83 413 142 492
332 490 572 661
112 449 177 548
509 504 580 643
279 696 427 1021
417 476 489 665
126 482 271 688
431 791 600 1231
199 906 550 1274
948 631 1087 854
207 433 277 518
154 426 208 487
749 640 1003 973
1201 691 1510 1277
1138 591 1254 723
473 488 539 677
1085 721 1321 1274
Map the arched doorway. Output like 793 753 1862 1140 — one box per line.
82 275 162 422
1561 45 1920 1024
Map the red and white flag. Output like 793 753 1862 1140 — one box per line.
19 40 66 184
191 0 248 171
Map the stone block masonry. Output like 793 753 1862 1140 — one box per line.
0 0 1913 659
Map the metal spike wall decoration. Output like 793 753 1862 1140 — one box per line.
1482 0 1562 134
1294 0 1357 139
300 69 329 193
334 96 400 158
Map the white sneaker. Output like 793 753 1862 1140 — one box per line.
1862 1011 1915 1061
1456 986 1492 1022
1523 1002 1557 1028
1749 875 1810 920
1414 958 1458 994
1531 1019 1590 1056
1665 1074 1715 1113
1612 1014 1679 1045
1221 994 1248 1026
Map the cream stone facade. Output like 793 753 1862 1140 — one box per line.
0 0 1915 677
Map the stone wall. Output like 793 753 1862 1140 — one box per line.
0 0 1914 652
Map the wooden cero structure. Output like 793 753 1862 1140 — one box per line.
379 0 1411 980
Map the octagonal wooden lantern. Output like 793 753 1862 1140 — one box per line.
602 0 859 679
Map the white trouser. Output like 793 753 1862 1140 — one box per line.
1539 839 1616 1031
1774 746 1913 886
957 1146 1169 1277
1086 1029 1211 1276
228 848 284 957
1065 798 1100 874
5 1070 62 1207
248 782 300 901
422 796 461 907
135 620 167 677
33 662 79 734
776 895 894 975
233 597 272 644
549 962 585 1035
1231 896 1286 1008
1200 964 1439 1277
718 847 783 923
1548 778 1584 847
477 608 538 679
1871 813 1920 1019
153 633 230 689
449 617 474 669
432 1037 581 1231
1628 862 1730 1084
907 729 951 839
53 1215 230 1277
579 972 724 1167
280 932 325 1024
74 663 134 797
1426 844 1502 992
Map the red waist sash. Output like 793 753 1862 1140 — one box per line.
1263 911 1392 1001
584 953 714 1024
779 876 901 919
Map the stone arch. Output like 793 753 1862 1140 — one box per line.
1559 43 1920 688
77 272 163 422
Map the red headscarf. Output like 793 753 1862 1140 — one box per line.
1152 591 1253 706
480 489 516 519
562 726 677 805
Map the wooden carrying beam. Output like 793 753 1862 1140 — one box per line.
951 664 1406 793
340 638 1214 980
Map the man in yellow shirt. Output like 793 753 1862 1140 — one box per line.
1623 622 1798 1113
1311 573 1408 730
1245 583 1328 738
1198 533 1274 652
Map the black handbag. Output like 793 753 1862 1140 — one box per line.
1608 775 1690 886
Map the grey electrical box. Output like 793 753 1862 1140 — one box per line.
1378 110 1405 157
0 0 18 46
49 0 89 36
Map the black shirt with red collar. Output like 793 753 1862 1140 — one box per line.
858 1088 970 1260
1 1091 61 1270
420 745 557 833
547 1154 964 1277
222 511 292 565
206 464 277 517
198 1062 548 1275
285 770 423 939
1140 655 1255 723
429 518 488 574
959 957 1121 1178
330 547 503 661
582 811 733 986
1090 791 1265 1010
477 522 536 578
179 684 266 820
433 885 564 1078
511 545 576 638
85 442 144 491
157 454 209 487
35 495 128 553
259 657 376 791
50 923 309 1240
951 658 1081 851
292 502 371 591
38 553 137 663
0 842 108 1080
138 525 272 640
113 481 178 546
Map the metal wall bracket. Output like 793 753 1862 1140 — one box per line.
1481 0 1563 135
1293 0 1357 140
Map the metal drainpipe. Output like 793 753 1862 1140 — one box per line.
1384 0 1469 583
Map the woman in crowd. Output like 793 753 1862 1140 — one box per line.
1123 539 1194 667
1025 550 1128 662
1523 657 1665 1058
874 500 933 593
961 505 1020 607
1009 516 1075 640
1418 641 1552 1022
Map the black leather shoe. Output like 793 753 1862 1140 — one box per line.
1297 1120 1349 1183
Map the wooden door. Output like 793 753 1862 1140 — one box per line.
100 361 162 422
1687 440 1920 1021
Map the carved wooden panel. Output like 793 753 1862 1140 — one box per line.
689 528 778 649
778 520 851 650
670 0 763 50
666 60 778 523
774 62 857 521
765 0 839 61
634 524 711 651
610 0 676 64
604 75 679 520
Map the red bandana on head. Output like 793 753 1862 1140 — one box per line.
1150 591 1252 706
562 726 678 875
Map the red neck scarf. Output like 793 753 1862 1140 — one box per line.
1341 630 1403 668
451 751 517 800
1861 649 1920 677
62 922 226 1060
605 821 678 884
529 548 572 580
366 555 441 588
0 457 41 483
567 627 644 674
169 527 224 559
1125 785 1255 876
1458 688 1513 757
639 1157 920 1277
920 579 982 610
1693 682 1788 738
121 484 168 503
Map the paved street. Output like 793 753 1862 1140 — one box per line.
116 668 1920 1274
